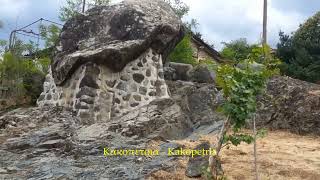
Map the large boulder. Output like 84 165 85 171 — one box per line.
189 64 216 84
255 76 320 135
53 0 184 85
164 62 216 84
37 0 184 123
164 62 193 81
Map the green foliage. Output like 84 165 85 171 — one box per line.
22 62 46 104
0 39 7 54
256 128 268 138
223 133 254 146
201 165 215 180
163 0 189 18
39 24 61 48
91 0 111 6
11 39 28 57
59 0 83 22
0 53 24 80
24 40 37 55
0 26 52 106
198 58 218 71
59 0 111 21
0 52 50 104
36 47 55 59
277 12 320 83
37 57 51 74
168 34 197 66
216 45 279 145
221 38 255 62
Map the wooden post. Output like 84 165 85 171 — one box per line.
82 0 86 13
262 0 267 45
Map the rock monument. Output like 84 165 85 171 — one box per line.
37 0 184 124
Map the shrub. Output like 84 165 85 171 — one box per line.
0 52 50 104
169 34 198 66
276 12 320 83
216 45 280 146
220 38 254 62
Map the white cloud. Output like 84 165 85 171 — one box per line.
182 0 313 50
0 0 317 51
0 0 30 19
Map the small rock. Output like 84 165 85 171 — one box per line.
28 123 37 128
139 87 147 95
133 74 145 83
186 142 212 177
0 168 7 174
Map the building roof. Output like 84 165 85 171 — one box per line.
191 33 225 63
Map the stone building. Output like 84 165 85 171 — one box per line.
190 34 224 63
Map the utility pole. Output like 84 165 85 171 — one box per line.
262 0 267 45
82 0 86 13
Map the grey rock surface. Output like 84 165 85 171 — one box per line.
37 0 184 123
167 80 224 125
52 0 184 85
164 62 193 81
164 62 217 84
0 81 224 179
255 76 320 135
185 142 210 177
189 64 216 84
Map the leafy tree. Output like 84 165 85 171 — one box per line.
22 58 48 104
88 0 110 7
24 40 37 55
59 0 111 21
163 0 189 19
0 40 7 55
221 38 254 62
11 39 28 57
0 21 6 54
0 52 49 104
59 0 83 22
39 24 61 48
0 36 51 105
168 33 197 66
209 45 280 178
277 12 320 83
9 38 39 58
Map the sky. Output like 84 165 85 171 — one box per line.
0 0 319 50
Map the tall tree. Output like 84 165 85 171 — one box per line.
221 38 254 62
59 0 83 22
59 0 111 22
163 0 189 19
0 20 7 54
39 24 61 48
277 12 320 83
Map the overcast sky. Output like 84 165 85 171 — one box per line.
0 0 319 50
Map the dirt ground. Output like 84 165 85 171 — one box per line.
149 130 320 180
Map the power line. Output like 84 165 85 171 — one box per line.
15 32 44 40
9 18 63 50
17 18 63 31
17 19 43 31
41 18 64 26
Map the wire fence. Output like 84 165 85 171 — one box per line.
0 18 62 100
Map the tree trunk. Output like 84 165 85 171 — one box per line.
253 115 259 180
209 116 230 178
